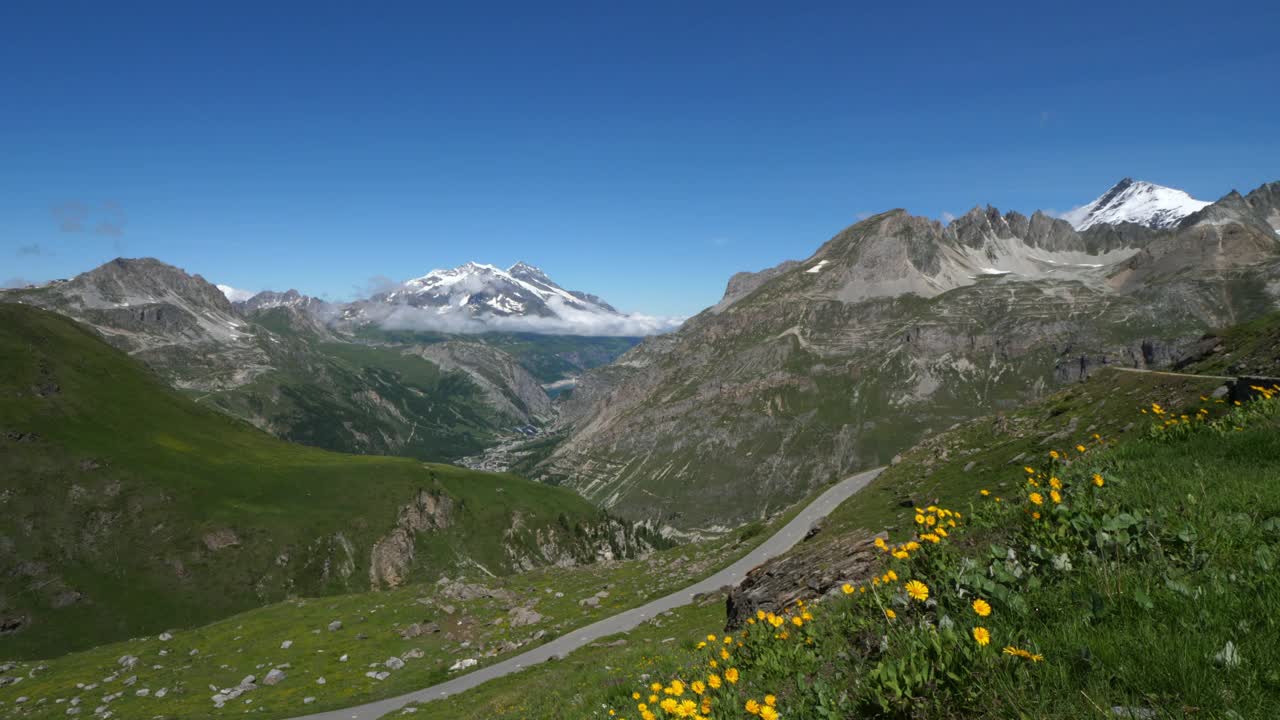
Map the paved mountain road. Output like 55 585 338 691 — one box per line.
289 466 884 720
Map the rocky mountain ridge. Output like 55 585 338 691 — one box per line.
526 179 1280 532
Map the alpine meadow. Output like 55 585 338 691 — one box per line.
3 4 1280 720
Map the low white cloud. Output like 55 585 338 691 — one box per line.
216 284 257 302
940 211 957 224
362 295 683 337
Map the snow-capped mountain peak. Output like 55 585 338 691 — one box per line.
1062 178 1210 231
356 261 680 336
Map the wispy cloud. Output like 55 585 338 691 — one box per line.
940 211 957 224
17 243 47 256
854 211 873 221
709 236 732 247
2 277 33 289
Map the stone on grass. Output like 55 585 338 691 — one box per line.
384 657 405 670
327 621 342 632
262 669 286 686
280 640 293 649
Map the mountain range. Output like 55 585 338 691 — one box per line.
4 177 1277 537
522 178 1280 533
1 261 642 465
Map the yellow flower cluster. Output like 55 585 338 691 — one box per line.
618 617 772 719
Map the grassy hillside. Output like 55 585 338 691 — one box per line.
0 485 803 720
0 304 649 659
207 307 513 461
404 354 1280 718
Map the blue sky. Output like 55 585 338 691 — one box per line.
3 1 1278 317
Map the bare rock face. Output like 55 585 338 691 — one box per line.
724 530 881 631
368 490 454 589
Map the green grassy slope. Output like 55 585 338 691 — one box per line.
0 485 805 720
208 307 512 461
0 304 640 659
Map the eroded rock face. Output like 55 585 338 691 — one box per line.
368 490 454 589
724 530 881 631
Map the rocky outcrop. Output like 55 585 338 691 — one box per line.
724 529 881 631
501 511 658 571
369 490 454 589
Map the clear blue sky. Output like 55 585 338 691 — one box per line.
3 1 1278 316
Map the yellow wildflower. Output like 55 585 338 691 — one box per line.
1029 492 1044 505
691 680 705 695
1049 450 1060 460
892 550 910 559
980 489 990 496
904 579 929 602
1050 490 1061 504
746 699 761 715
972 598 991 617
885 609 896 619
1049 477 1062 490
972 626 991 646
1075 444 1086 453
764 695 777 707
760 707 779 720
725 668 739 684
885 569 898 582
1092 473 1104 487
707 674 721 689
874 537 888 551
842 583 854 594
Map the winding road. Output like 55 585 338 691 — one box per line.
289 466 884 720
